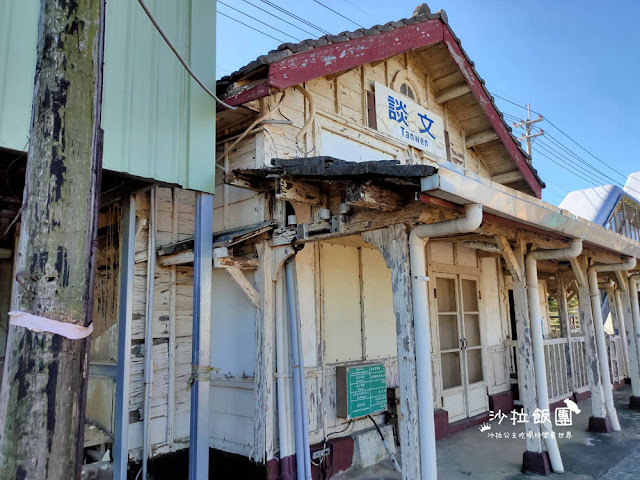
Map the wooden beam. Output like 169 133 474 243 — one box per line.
345 182 402 212
491 170 523 184
276 178 323 206
158 250 193 266
569 257 587 288
495 235 522 282
215 256 259 270
434 83 471 104
465 130 499 148
225 266 260 308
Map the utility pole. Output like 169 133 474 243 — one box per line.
512 103 544 158
0 1 105 479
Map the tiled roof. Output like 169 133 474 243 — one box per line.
216 4 545 191
217 4 446 86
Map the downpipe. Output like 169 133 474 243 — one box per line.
275 275 294 480
285 255 312 480
526 238 582 474
627 274 640 395
409 203 483 480
588 256 636 432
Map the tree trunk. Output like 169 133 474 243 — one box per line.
0 1 104 479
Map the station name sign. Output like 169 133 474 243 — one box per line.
374 82 446 160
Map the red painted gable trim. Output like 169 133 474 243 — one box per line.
268 20 444 90
218 81 271 111
442 26 542 198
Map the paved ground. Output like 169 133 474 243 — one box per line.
334 385 640 479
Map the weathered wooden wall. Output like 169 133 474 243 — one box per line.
260 52 492 176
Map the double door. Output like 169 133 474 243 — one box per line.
434 274 487 422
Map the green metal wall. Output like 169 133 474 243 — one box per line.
0 0 216 194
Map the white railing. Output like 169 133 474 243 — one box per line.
544 338 572 403
570 336 589 393
608 335 625 383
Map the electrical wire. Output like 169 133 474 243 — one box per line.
312 0 364 28
241 0 319 38
218 1 301 42
257 0 331 35
217 11 287 44
136 0 236 110
339 0 377 22
492 92 628 180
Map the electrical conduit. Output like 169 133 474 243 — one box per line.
285 256 312 480
587 256 636 432
409 203 483 480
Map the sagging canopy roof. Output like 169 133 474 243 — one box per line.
216 3 545 198
232 156 437 211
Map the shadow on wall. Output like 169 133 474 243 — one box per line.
130 449 268 480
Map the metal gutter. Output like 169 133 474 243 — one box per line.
420 164 640 259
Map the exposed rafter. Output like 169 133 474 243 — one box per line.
491 170 523 184
466 130 499 148
434 83 471 104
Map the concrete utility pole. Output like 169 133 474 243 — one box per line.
512 103 544 157
0 1 105 479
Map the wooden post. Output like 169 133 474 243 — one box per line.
508 241 547 473
363 225 421 480
253 241 275 462
618 280 640 403
570 257 609 429
556 273 575 392
0 1 105 478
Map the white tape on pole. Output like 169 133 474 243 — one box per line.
9 311 93 340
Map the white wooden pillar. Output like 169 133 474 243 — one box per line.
570 257 609 431
253 242 275 463
557 273 575 393
509 242 547 474
363 225 421 480
618 280 640 406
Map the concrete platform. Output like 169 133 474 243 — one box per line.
334 385 640 479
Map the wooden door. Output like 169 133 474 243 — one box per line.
435 274 488 422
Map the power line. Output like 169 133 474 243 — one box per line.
492 92 628 181
219 1 301 42
217 11 288 44
257 0 331 35
240 0 319 37
312 0 364 28
339 0 377 22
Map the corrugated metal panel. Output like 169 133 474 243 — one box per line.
0 0 216 194
0 0 39 151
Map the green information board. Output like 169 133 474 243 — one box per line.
336 363 387 420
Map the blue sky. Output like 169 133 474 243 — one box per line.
216 1 640 205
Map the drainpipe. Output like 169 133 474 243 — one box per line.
285 256 312 480
613 288 631 379
627 274 640 398
409 203 483 480
526 238 582 474
275 276 294 480
587 256 637 432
